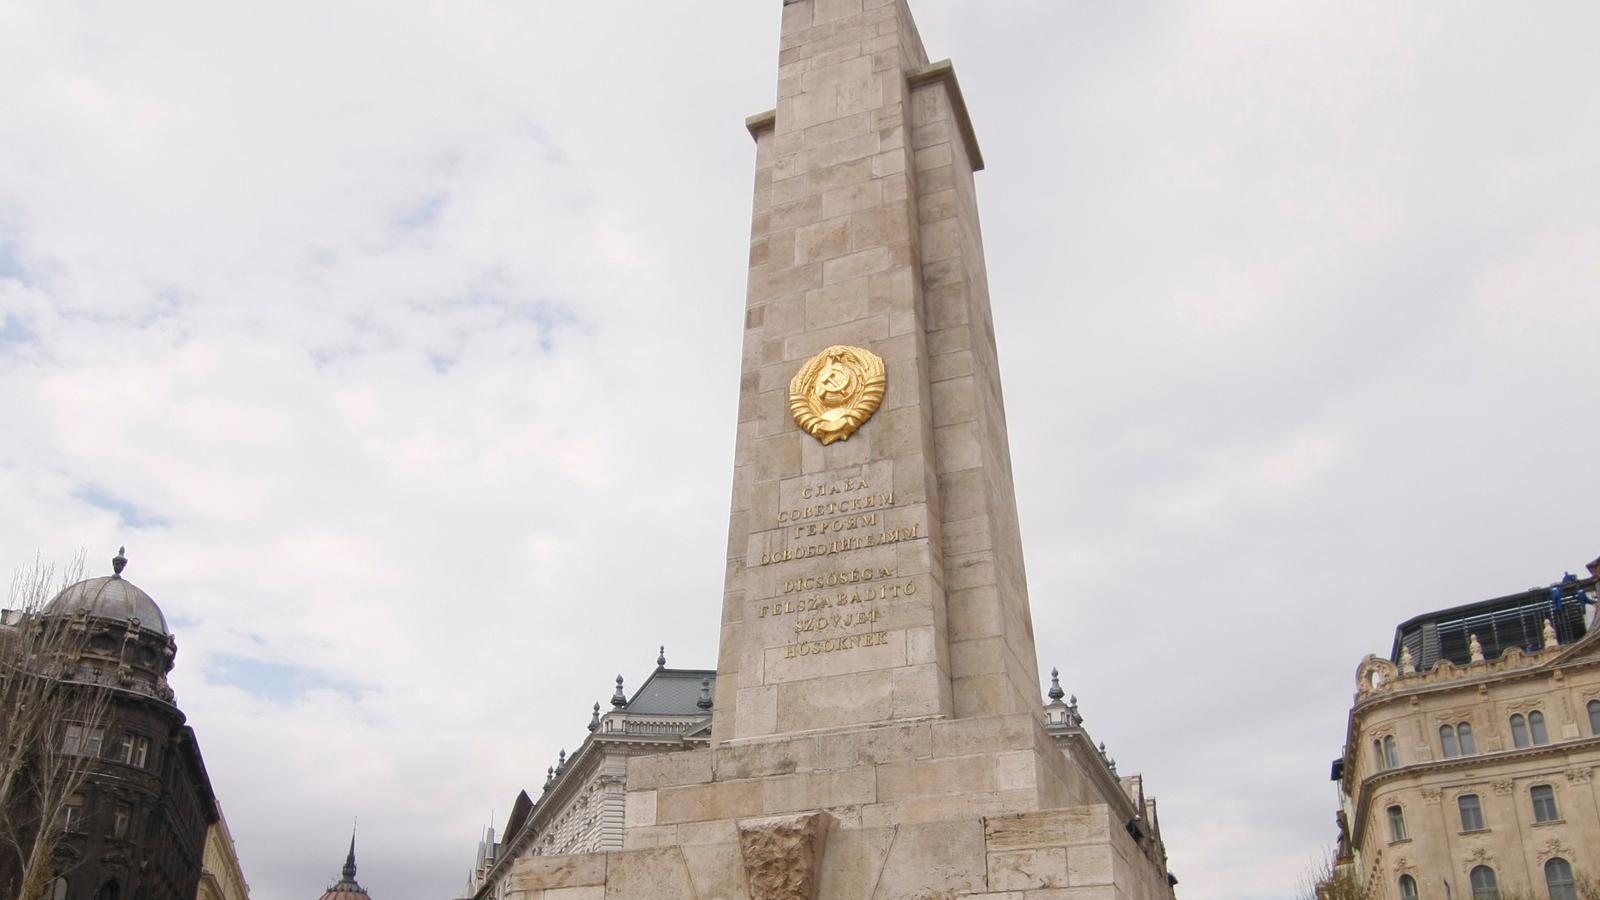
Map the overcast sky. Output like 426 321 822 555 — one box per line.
2 2 1598 899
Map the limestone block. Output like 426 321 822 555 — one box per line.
776 667 895 732
761 765 877 814
511 853 607 891
545 889 605 900
877 755 995 801
604 848 697 900
1066 845 1114 887
674 819 739 847
869 820 986 899
813 826 896 900
681 842 753 900
623 825 679 850
657 779 767 825
1021 890 1114 900
715 735 819 780
628 751 714 791
734 813 835 900
930 713 1035 759
988 848 1068 891
624 790 658 828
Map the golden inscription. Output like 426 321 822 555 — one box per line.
785 632 890 657
758 525 921 566
789 345 886 445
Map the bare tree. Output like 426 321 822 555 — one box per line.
0 553 114 900
1296 848 1369 900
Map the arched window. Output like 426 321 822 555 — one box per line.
1457 722 1476 755
1398 874 1419 900
1528 710 1549 745
1383 735 1400 769
1457 793 1484 831
1440 724 1459 758
1510 713 1530 749
1387 804 1407 842
1589 700 1600 735
1469 865 1499 900
1531 784 1559 822
95 881 120 900
1545 858 1577 900
1372 739 1384 770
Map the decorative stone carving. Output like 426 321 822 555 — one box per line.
1356 656 1398 697
1491 780 1514 795
1544 618 1559 649
1538 839 1572 864
1398 645 1415 675
1567 767 1593 785
788 345 886 445
736 812 834 900
1469 634 1485 664
1465 846 1495 866
1420 788 1442 804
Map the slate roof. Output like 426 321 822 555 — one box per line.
46 575 169 636
624 667 716 716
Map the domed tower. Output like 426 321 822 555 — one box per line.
318 835 372 900
5 549 219 900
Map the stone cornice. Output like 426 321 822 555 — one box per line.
906 60 984 172
745 60 984 172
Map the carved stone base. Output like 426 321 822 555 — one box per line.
736 812 833 900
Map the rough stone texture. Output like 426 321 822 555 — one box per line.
735 813 834 900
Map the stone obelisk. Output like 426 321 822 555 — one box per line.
718 0 1040 743
505 3 1178 896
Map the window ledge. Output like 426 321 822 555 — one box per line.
1533 818 1565 827
1389 838 1413 846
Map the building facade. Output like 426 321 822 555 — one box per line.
0 550 222 900
462 653 715 900
196 813 250 900
1334 557 1600 900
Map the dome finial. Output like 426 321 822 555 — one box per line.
112 546 127 577
657 645 667 669
611 674 627 708
1047 667 1064 701
697 676 713 710
589 702 602 732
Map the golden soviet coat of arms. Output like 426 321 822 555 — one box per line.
788 345 887 445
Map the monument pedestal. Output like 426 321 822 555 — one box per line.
501 1 1177 896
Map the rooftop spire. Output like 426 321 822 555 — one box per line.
657 645 667 668
1047 667 1064 701
342 827 358 881
112 546 127 577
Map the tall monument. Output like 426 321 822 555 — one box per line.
505 2 1179 896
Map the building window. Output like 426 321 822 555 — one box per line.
1458 793 1485 831
1398 874 1419 900
1381 735 1400 769
109 805 130 840
60 794 85 833
118 735 150 769
1545 858 1577 900
1531 784 1559 823
1528 710 1549 745
1440 724 1459 758
48 879 68 900
1510 714 1530 749
1469 865 1499 900
1386 804 1407 842
62 724 104 757
1372 739 1385 770
1456 722 1476 754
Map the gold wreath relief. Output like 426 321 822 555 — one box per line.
788 345 887 445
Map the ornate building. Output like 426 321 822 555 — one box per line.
461 651 715 900
1333 556 1600 899
0 549 223 900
